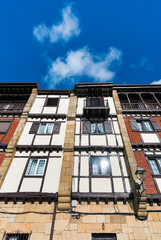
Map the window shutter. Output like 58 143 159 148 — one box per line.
0 121 11 133
129 120 139 131
53 122 61 134
29 122 39 134
82 121 91 134
151 120 161 131
104 121 113 134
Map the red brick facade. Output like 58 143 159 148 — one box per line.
134 152 158 194
0 153 5 166
2 118 20 144
124 117 142 143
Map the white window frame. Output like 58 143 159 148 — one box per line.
38 123 54 134
26 159 47 176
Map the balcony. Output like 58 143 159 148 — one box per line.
0 103 25 115
121 102 161 111
83 98 110 117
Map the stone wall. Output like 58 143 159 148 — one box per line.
0 202 55 240
53 202 161 240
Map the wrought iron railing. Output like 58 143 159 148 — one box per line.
84 99 109 108
2 231 31 240
121 102 161 110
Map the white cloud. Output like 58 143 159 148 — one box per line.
130 57 153 71
151 79 161 84
33 6 80 43
44 47 122 88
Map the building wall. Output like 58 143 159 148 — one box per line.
53 202 161 240
0 202 55 240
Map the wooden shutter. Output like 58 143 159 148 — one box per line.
104 121 113 134
53 122 61 134
82 121 91 134
151 120 161 131
0 121 11 133
29 122 39 134
129 120 139 131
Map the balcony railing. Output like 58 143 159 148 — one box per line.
83 99 110 117
121 102 161 110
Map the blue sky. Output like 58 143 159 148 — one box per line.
1 0 161 89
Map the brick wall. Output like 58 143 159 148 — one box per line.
124 117 142 143
2 118 20 144
134 152 158 194
0 152 5 166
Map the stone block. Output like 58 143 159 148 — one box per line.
69 223 77 231
45 223 52 234
82 215 97 224
54 220 69 231
104 223 121 233
33 223 45 233
110 215 126 224
133 228 146 239
117 233 129 240
96 215 105 223
77 233 91 240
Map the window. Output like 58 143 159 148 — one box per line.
3 233 30 240
0 121 11 133
137 121 153 132
46 98 59 106
149 158 161 175
92 157 111 175
38 123 54 134
82 121 112 134
26 159 47 176
91 122 104 133
129 119 161 132
92 233 117 240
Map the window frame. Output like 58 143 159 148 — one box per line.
26 158 47 176
148 157 161 177
45 97 59 107
38 122 54 134
137 120 154 132
90 156 111 176
90 122 104 134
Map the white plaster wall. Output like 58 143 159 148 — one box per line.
80 156 89 176
31 151 48 157
42 157 63 193
34 135 51 145
113 178 124 192
72 178 78 192
79 178 89 192
30 98 45 114
74 135 79 146
43 107 57 114
20 178 42 192
110 156 121 176
92 178 112 192
73 156 79 176
57 98 69 114
120 157 128 176
50 151 62 157
51 122 66 146
113 121 120 134
107 97 116 114
155 178 161 192
125 178 132 192
76 98 85 115
140 133 160 143
15 151 30 157
116 135 123 146
0 158 28 192
75 121 80 134
107 135 116 146
18 122 34 145
90 135 106 146
81 135 89 146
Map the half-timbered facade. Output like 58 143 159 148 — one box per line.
0 83 161 240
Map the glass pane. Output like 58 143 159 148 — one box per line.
46 123 53 134
9 238 18 240
144 121 153 131
28 159 37 175
100 158 110 175
39 123 46 134
137 122 144 131
92 158 99 174
91 123 97 133
97 123 104 133
157 158 161 168
149 160 160 174
36 159 46 175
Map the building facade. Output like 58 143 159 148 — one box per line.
0 83 161 240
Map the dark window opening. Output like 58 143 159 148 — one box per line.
3 233 30 240
0 121 11 133
46 98 59 106
92 233 117 240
